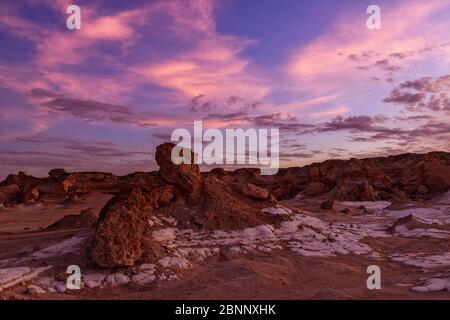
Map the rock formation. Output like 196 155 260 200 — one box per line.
89 185 174 268
155 143 202 203
320 200 334 210
3 150 448 207
239 182 269 200
45 208 98 231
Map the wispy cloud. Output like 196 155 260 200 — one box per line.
384 74 450 112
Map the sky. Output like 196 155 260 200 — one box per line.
0 0 449 178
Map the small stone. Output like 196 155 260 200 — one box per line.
320 200 334 210
53 281 66 293
132 273 155 286
240 183 269 200
139 264 156 272
82 273 106 288
27 284 46 295
104 273 130 287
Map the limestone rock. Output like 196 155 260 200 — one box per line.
89 185 174 268
305 182 325 196
320 200 334 210
0 184 20 203
357 183 375 201
240 182 269 200
45 208 98 231
155 143 202 202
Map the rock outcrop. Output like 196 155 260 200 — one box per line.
0 183 20 204
271 151 450 201
305 182 325 196
320 200 334 210
155 143 202 203
89 185 174 268
239 182 269 200
45 208 98 231
1 150 448 206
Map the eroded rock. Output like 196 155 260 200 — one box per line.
240 182 269 200
45 208 98 231
89 185 174 268
155 143 202 203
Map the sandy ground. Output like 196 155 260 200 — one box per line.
0 192 112 233
1 191 450 300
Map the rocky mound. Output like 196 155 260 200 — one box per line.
88 143 285 267
386 214 443 233
187 173 279 230
261 152 450 202
307 152 450 201
44 208 98 231
151 143 281 230
0 169 160 205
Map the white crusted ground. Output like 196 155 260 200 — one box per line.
1 191 449 295
0 266 51 292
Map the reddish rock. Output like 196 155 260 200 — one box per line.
89 185 174 268
386 214 438 233
155 143 202 203
240 183 269 200
210 168 226 177
45 208 98 231
271 169 304 200
357 183 375 201
417 185 429 194
37 173 76 202
0 184 20 203
320 200 334 210
48 168 68 180
423 160 450 192
307 166 321 182
305 182 325 196
23 186 39 202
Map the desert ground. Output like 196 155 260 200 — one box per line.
1 145 450 300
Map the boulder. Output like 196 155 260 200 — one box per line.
307 166 321 182
240 183 269 200
48 168 68 180
386 214 434 233
417 185 429 194
45 208 98 231
37 174 76 201
89 185 174 268
23 186 39 202
423 160 450 192
320 200 334 210
0 184 20 203
155 143 202 203
305 182 325 196
357 183 375 201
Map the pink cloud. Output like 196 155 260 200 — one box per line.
287 0 450 93
311 105 350 118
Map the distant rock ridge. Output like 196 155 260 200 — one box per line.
1 151 449 207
